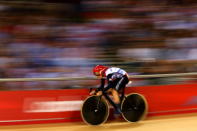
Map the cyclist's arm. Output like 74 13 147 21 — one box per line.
90 78 105 95
103 76 113 92
98 78 105 91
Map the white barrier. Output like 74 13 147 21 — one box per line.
0 72 196 82
129 72 197 78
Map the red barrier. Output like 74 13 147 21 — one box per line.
126 83 197 116
0 89 89 125
0 83 196 125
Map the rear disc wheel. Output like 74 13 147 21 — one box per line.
121 93 148 122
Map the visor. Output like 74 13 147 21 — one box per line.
94 72 100 76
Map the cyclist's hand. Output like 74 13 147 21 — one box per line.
90 90 96 95
96 91 102 96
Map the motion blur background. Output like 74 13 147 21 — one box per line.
0 0 196 90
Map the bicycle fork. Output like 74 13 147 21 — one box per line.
95 95 102 112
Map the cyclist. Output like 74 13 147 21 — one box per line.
91 65 130 112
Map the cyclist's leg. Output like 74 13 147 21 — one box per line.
116 76 129 92
104 81 122 114
110 88 122 115
111 88 120 104
105 80 121 104
116 76 129 102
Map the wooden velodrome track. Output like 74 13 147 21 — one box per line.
0 113 197 131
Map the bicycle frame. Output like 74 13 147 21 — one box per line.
92 86 126 113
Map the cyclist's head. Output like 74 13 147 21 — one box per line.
93 65 108 77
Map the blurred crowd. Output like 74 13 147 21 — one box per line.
0 0 196 90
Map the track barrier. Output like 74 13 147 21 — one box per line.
0 72 196 125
